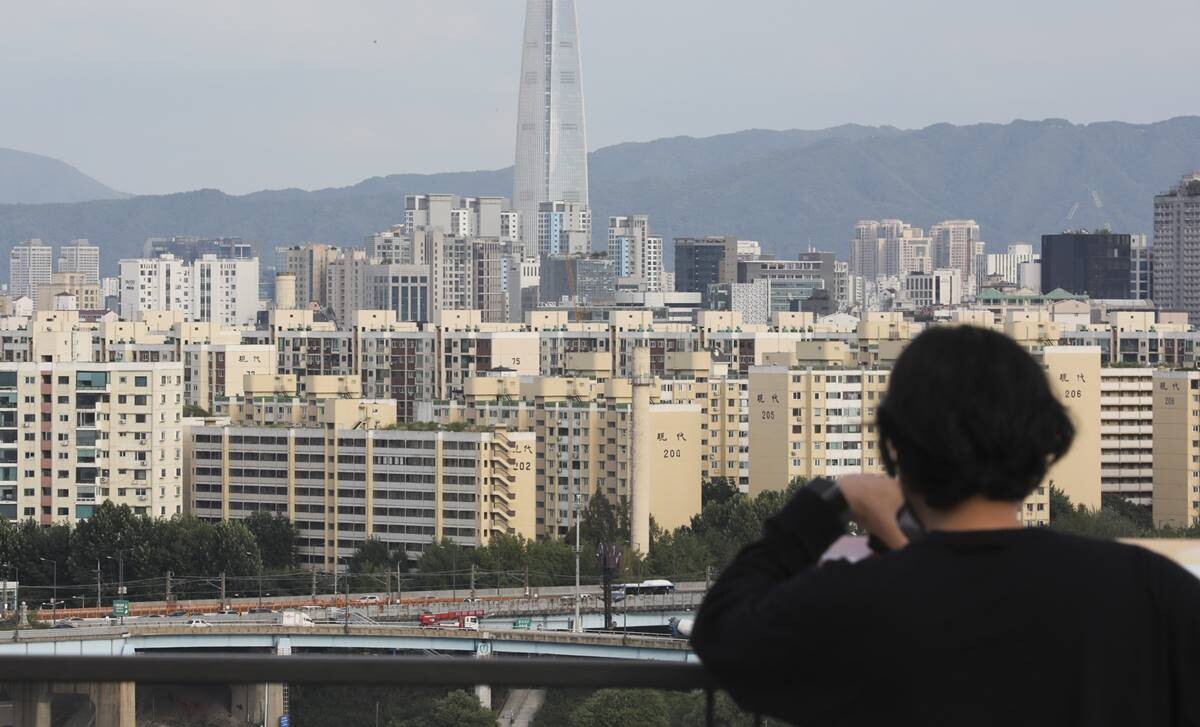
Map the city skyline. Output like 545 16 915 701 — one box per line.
2 0 1199 195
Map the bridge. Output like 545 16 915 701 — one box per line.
0 621 696 726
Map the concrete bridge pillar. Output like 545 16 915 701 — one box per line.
10 681 51 727
232 682 284 726
474 638 493 710
10 681 134 727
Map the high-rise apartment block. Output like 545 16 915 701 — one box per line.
118 254 259 326
1130 234 1152 301
404 194 506 239
537 201 591 257
609 215 663 292
277 244 340 309
57 239 101 285
1100 367 1154 506
35 272 102 312
514 0 589 254
929 219 982 284
1153 172 1200 322
1151 369 1200 527
1041 231 1132 299
0 360 183 524
145 236 256 262
850 220 932 282
9 239 53 299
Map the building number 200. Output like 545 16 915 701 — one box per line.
662 449 681 459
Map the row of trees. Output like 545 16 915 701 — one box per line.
0 501 301 605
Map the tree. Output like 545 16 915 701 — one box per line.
182 404 210 417
401 690 496 727
243 512 299 569
570 689 668 727
701 478 738 507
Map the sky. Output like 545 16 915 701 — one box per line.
1 0 1196 196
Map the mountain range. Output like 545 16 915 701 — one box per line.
3 117 1200 279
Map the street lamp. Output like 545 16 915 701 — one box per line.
38 558 57 626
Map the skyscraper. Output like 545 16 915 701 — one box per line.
1154 172 1200 321
9 239 53 299
57 239 101 285
514 0 589 255
1041 231 1132 299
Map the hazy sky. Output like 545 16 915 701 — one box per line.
1 0 1196 195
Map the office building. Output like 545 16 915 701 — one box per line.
1041 231 1132 299
1130 234 1152 301
57 239 101 285
539 255 615 305
738 253 836 313
1153 173 1200 321
1151 369 1200 527
404 195 506 239
537 201 591 257
513 0 589 254
9 239 53 299
0 361 184 524
609 215 664 292
673 236 739 308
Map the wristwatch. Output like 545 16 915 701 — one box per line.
806 477 851 526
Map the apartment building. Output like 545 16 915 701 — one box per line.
429 374 702 538
747 367 891 495
182 344 276 413
0 361 183 524
1152 172 1200 323
35 272 102 312
189 400 536 568
1099 367 1154 506
118 254 258 325
1151 370 1200 528
57 239 101 285
10 239 53 299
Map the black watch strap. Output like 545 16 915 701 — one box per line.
806 477 851 526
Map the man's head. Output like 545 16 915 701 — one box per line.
877 325 1074 511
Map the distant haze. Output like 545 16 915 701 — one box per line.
0 0 1197 195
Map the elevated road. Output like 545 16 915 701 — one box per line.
0 622 697 663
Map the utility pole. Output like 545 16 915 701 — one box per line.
395 562 402 605
220 572 227 610
573 478 582 633
310 570 317 601
343 560 351 635
705 565 712 593
165 570 172 603
95 559 102 609
469 564 476 600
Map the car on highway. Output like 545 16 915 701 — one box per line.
247 607 277 614
358 595 381 604
167 610 188 617
186 618 211 628
462 597 481 604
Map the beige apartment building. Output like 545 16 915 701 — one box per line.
1151 370 1200 528
747 366 891 495
182 343 276 412
0 361 183 524
429 373 703 538
1036 347 1103 523
1099 367 1154 506
188 395 536 568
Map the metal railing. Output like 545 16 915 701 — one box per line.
0 654 759 726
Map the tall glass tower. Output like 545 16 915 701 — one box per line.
513 0 589 255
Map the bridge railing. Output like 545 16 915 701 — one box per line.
0 654 768 726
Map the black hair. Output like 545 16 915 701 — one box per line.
877 325 1074 509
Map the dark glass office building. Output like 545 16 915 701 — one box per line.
1041 231 1132 299
674 236 737 308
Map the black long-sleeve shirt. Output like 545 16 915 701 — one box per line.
691 489 1200 726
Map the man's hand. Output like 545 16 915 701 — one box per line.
837 474 908 551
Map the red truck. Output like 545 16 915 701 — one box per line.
419 609 484 630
